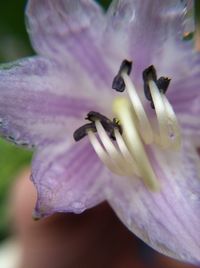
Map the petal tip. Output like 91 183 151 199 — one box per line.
32 209 43 220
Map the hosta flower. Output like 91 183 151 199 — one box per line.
0 0 200 264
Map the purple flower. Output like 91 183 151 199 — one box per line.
0 0 200 264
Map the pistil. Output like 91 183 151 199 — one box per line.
112 97 160 191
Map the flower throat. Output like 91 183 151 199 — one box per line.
73 60 181 191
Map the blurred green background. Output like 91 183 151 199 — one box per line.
0 0 32 242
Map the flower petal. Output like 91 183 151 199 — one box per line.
105 0 191 79
26 0 112 87
32 139 107 217
107 139 200 264
167 57 200 142
0 56 100 147
141 40 200 144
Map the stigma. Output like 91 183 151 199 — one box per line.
73 60 181 191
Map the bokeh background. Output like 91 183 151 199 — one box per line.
0 1 199 267
0 0 33 243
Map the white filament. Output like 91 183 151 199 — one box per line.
148 80 181 149
88 121 140 177
87 73 181 191
87 130 123 176
122 73 154 144
114 128 140 177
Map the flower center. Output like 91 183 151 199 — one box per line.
73 60 181 191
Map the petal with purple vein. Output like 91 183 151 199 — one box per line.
107 139 200 264
105 0 192 81
32 138 107 217
26 0 112 87
0 56 100 147
168 66 200 142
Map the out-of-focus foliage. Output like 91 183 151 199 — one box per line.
0 0 33 62
96 0 111 9
195 0 200 25
0 0 33 241
0 141 32 240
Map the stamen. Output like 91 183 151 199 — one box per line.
112 59 132 92
112 97 160 191
86 111 111 123
95 120 132 175
95 120 121 164
73 123 96 141
143 65 171 108
148 80 171 147
73 61 181 191
148 79 181 149
87 130 124 176
87 122 140 177
86 111 121 140
156 77 171 94
122 73 154 144
114 128 140 177
73 111 121 142
160 95 181 149
143 65 157 102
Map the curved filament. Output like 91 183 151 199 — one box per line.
87 73 181 191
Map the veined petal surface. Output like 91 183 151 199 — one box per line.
26 0 113 87
105 0 193 81
0 56 101 147
32 139 107 217
107 139 200 264
1 1 199 265
106 1 200 142
169 65 200 143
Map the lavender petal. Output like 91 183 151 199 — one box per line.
105 0 193 81
26 0 113 87
107 139 200 264
0 56 100 147
168 63 200 140
32 139 107 217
